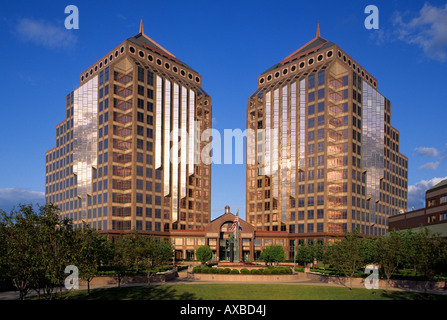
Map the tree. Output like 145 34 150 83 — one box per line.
0 203 78 300
326 231 366 290
34 204 77 299
109 235 133 288
196 245 213 266
0 205 38 300
140 236 174 284
296 243 314 268
125 230 148 273
411 228 437 280
259 245 286 267
373 231 403 291
400 230 419 275
75 225 107 295
432 236 447 277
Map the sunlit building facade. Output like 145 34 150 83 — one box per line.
45 21 212 237
246 25 408 252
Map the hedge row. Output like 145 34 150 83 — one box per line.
193 266 293 275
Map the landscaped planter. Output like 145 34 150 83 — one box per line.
192 273 306 282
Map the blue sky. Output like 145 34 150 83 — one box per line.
0 0 447 218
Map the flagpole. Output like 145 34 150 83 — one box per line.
235 209 240 263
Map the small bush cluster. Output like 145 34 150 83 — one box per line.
193 266 292 275
193 266 240 274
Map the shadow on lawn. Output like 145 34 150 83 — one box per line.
380 290 447 300
65 285 200 301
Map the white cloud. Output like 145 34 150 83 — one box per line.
393 3 447 62
0 188 45 212
408 176 447 210
15 18 77 48
419 161 440 170
414 147 439 157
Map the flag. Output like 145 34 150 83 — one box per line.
231 210 242 235
231 216 238 233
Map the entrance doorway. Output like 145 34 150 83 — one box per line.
219 239 234 261
219 221 236 262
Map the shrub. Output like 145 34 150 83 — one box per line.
192 266 202 273
201 267 211 274
230 269 240 274
196 246 213 265
260 245 286 266
240 268 250 274
223 268 231 274
278 267 292 274
250 269 261 274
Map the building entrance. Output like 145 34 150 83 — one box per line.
219 239 234 261
219 221 235 262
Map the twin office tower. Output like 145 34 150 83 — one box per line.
45 22 408 242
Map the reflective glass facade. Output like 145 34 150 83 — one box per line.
73 75 99 220
246 31 408 244
362 80 385 224
45 28 211 234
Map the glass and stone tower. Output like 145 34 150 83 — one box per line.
246 25 408 243
45 21 212 236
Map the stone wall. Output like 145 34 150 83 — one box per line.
306 272 447 290
79 270 178 286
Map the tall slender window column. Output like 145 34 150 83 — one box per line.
180 86 188 198
188 90 196 175
264 91 272 176
299 79 306 169
290 82 297 196
163 79 171 196
155 75 163 169
273 89 280 198
281 85 289 222
172 83 180 221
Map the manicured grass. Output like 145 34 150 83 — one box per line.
61 284 447 301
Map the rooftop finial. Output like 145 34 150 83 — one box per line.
139 18 144 35
316 22 320 38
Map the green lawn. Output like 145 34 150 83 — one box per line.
60 284 447 301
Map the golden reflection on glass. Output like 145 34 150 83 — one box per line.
273 89 279 198
180 86 188 198
362 80 385 224
73 75 98 220
155 75 163 169
281 85 288 221
264 91 271 176
299 79 306 169
188 90 195 174
172 83 179 221
164 79 171 196
290 82 297 196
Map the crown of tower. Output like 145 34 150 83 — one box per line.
262 22 335 74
